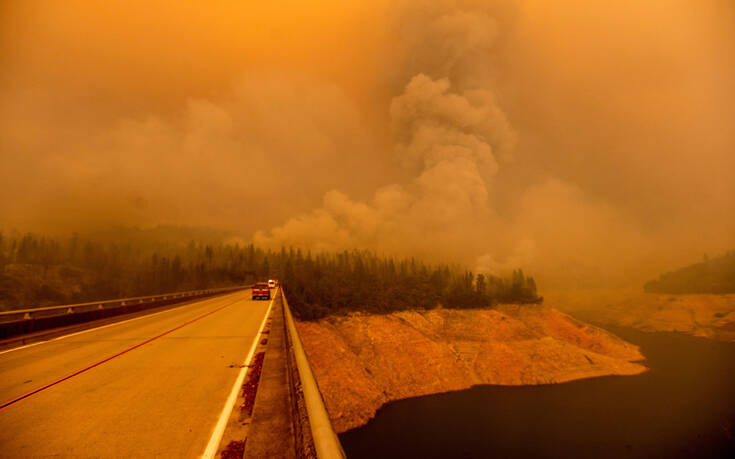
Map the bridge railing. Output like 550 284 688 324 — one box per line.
0 286 247 324
282 289 346 459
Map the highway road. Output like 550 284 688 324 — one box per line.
0 289 272 457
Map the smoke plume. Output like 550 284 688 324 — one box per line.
2 0 734 287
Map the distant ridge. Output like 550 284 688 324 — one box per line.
644 251 735 294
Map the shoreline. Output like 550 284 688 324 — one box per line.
296 304 647 433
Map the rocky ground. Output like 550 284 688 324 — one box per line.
296 305 646 433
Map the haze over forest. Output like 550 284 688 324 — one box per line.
2 0 734 288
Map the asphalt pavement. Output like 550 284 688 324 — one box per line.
0 289 270 457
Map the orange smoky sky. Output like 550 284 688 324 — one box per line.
1 0 734 287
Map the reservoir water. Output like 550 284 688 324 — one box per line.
339 327 735 458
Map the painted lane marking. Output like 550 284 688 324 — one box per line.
201 288 277 459
0 296 244 411
0 292 244 356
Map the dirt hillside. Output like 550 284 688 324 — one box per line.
296 305 646 433
545 290 735 342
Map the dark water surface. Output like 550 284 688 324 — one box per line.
339 327 735 458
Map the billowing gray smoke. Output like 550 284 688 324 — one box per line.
255 5 516 264
255 0 735 286
255 73 510 261
2 0 734 288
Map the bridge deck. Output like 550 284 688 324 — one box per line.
0 290 270 457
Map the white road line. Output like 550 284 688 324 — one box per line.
201 288 276 459
0 291 243 356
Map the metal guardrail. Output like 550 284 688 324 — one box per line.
0 286 247 323
281 289 346 459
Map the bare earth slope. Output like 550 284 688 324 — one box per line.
296 305 646 433
546 290 735 342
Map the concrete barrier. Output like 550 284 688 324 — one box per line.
282 289 346 459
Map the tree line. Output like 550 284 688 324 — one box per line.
0 231 541 318
644 251 735 294
281 250 540 319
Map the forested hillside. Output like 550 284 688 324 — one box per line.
644 251 735 294
281 251 540 319
0 230 540 318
